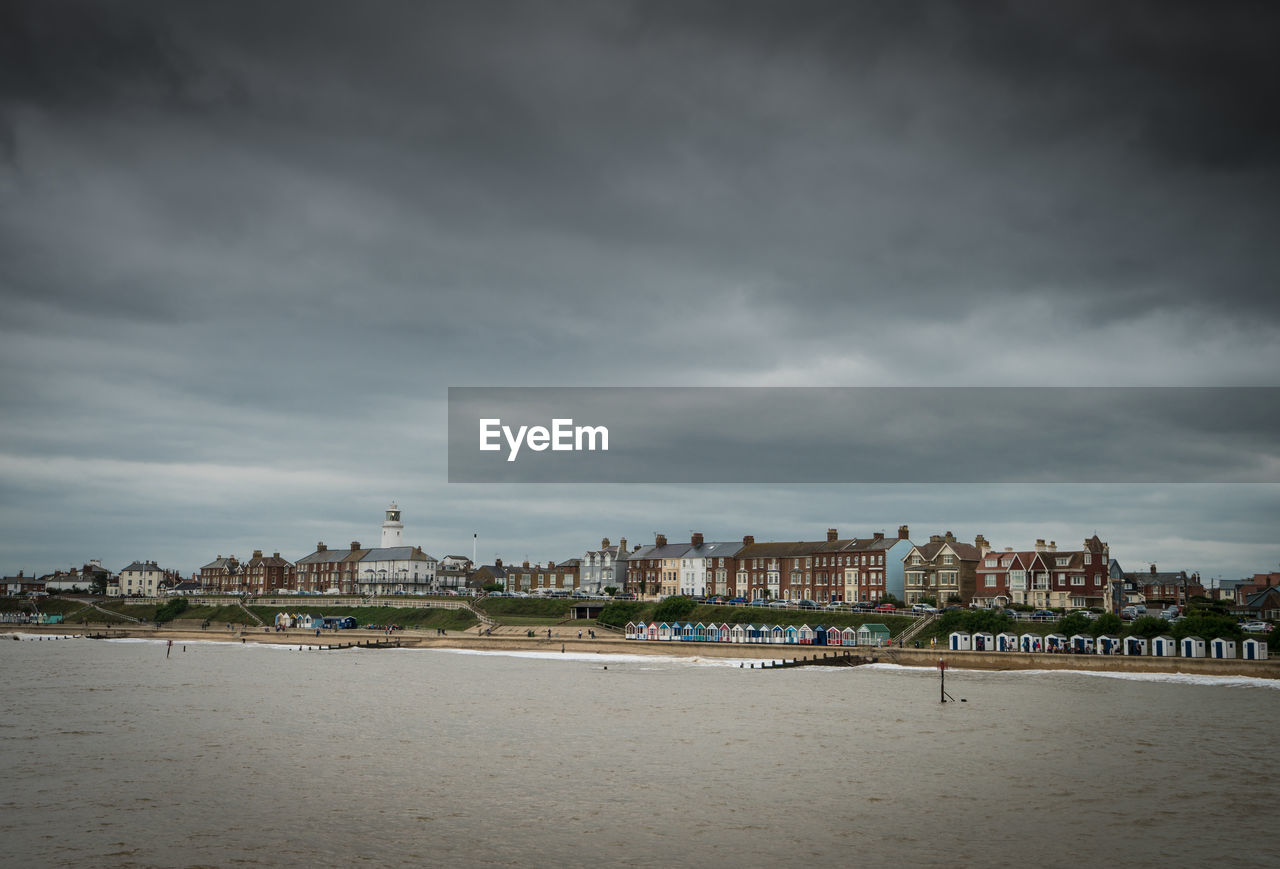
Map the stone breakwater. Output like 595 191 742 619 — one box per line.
5 623 1277 679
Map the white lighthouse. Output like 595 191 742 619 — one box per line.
381 502 404 548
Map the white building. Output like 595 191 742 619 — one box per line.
119 561 164 597
355 504 438 595
679 535 746 598
580 537 630 594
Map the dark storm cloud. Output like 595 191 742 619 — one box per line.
2 2 1279 578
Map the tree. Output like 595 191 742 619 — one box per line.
1171 611 1242 642
603 586 618 597
1057 611 1092 637
482 583 504 593
1129 615 1172 638
1092 613 1123 636
653 595 696 623
154 598 189 624
918 596 937 607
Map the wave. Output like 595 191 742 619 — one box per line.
861 661 1280 690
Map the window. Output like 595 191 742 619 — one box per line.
985 576 997 587
985 558 997 567
1071 576 1084 586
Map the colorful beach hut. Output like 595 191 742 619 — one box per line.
716 623 731 642
825 627 843 646
747 624 766 643
784 625 801 644
858 624 891 647
692 622 708 642
1243 639 1268 660
1095 635 1121 655
797 624 814 645
1180 636 1206 658
996 632 1018 652
1151 635 1176 657
971 631 994 652
1209 637 1236 659
1070 634 1095 653
841 627 857 646
770 625 786 644
274 612 293 628
625 622 640 640
657 622 673 642
647 622 659 640
1124 636 1148 656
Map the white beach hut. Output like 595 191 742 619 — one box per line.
1020 632 1041 653
996 632 1018 652
717 622 731 643
948 631 972 651
730 624 747 644
971 631 994 652
1124 636 1148 656
1095 635 1122 655
1243 639 1268 660
657 622 673 642
1044 633 1068 652
625 622 640 640
841 626 857 646
1209 637 1237 659
1151 635 1176 657
770 625 786 644
274 612 293 628
1180 636 1206 658
1070 634 1095 653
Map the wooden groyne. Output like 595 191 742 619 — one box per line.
753 651 880 669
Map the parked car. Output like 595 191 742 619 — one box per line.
797 599 819 609
749 599 773 607
824 602 847 611
769 600 790 608
1241 621 1272 633
726 597 748 606
911 603 938 613
875 603 897 613
1031 610 1056 621
942 605 964 613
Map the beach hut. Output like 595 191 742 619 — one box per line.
647 622 659 641
1070 634 1095 653
784 625 801 645
1180 636 1206 658
692 622 707 642
770 625 786 644
1243 639 1268 660
747 624 766 643
730 624 747 644
657 622 673 642
811 625 827 646
797 625 814 645
274 612 293 628
1044 633 1068 652
625 622 639 640
996 632 1018 652
1124 636 1148 656
948 631 972 651
858 624 891 647
826 627 843 646
1096 635 1121 655
1020 632 1040 653
1210 637 1237 659
1151 635 1176 657
971 631 994 652
841 627 857 647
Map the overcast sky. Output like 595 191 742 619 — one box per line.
2 1 1278 583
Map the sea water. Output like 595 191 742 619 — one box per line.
2 637 1275 868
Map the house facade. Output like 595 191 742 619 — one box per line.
903 533 983 607
119 561 165 597
580 538 630 594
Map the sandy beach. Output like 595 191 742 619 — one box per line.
6 621 1278 679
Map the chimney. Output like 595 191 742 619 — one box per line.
619 537 627 551
827 528 838 542
1035 539 1046 552
547 561 555 569
495 558 503 567
317 543 327 552
273 552 280 559
523 560 530 568
898 525 909 540
655 533 667 547
743 535 755 546
692 532 704 547
350 541 360 551
944 531 955 543
1150 563 1157 574
930 534 943 544
601 538 610 548
1048 540 1057 553
253 549 263 559
873 532 885 541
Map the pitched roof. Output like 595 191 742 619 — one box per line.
360 546 436 562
